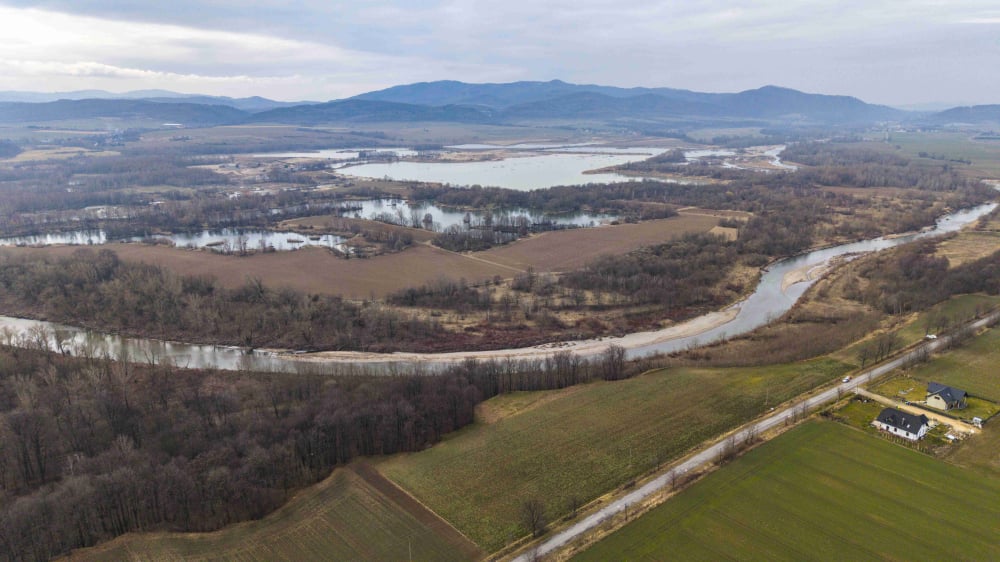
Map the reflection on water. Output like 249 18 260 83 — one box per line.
348 199 613 230
0 199 612 249
340 152 667 191
0 229 345 252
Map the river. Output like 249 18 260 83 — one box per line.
0 202 993 373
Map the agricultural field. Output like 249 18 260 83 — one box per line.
64 466 477 562
3 146 120 161
946 420 1000 477
478 213 720 272
574 421 1000 561
2 213 719 299
890 131 1000 177
377 358 849 552
3 243 512 299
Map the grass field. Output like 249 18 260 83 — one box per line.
830 294 1000 367
947 420 1000 477
5 146 120 162
890 131 1000 177
935 231 1000 267
903 325 1000 403
574 420 1000 561
870 376 1000 421
377 358 849 551
64 466 477 562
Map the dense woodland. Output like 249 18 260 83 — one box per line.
0 345 639 561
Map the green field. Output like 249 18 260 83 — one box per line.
905 325 1000 403
65 467 475 562
890 131 1000 176
377 359 849 552
574 421 1000 562
831 294 1000 368
871 376 1000 421
947 421 1000 477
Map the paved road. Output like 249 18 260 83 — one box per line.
511 311 1000 561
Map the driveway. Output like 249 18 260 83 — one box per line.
855 388 979 433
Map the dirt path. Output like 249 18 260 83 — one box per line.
855 388 979 433
350 463 483 560
422 239 526 274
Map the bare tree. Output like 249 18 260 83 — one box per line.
521 498 548 538
600 344 627 380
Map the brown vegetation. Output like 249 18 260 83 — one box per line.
479 214 719 272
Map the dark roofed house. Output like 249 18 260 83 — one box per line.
926 382 967 411
872 407 929 441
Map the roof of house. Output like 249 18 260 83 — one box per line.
927 382 967 403
875 407 929 434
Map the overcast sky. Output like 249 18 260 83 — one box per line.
0 1 998 106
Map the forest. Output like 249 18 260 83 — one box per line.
0 343 638 561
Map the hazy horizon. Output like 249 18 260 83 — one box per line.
0 1 997 106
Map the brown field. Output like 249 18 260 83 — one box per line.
479 213 719 271
935 231 1000 267
2 244 512 299
1 214 718 298
5 147 120 162
64 465 477 562
708 225 739 240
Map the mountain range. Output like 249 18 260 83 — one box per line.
0 80 997 128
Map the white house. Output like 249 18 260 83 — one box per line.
872 407 929 441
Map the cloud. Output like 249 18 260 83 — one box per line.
0 5 520 99
0 1 998 104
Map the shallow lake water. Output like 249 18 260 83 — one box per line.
339 151 666 191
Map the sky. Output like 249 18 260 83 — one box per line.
0 1 998 107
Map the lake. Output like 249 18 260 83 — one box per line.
339 151 667 191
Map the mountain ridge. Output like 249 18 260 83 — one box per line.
0 80 995 128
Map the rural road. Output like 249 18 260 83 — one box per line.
510 310 1000 561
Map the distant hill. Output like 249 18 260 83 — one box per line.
500 92 726 120
718 86 904 122
0 99 248 126
0 81 954 128
0 90 308 112
925 105 1000 125
352 79 718 109
353 80 904 125
250 99 494 124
